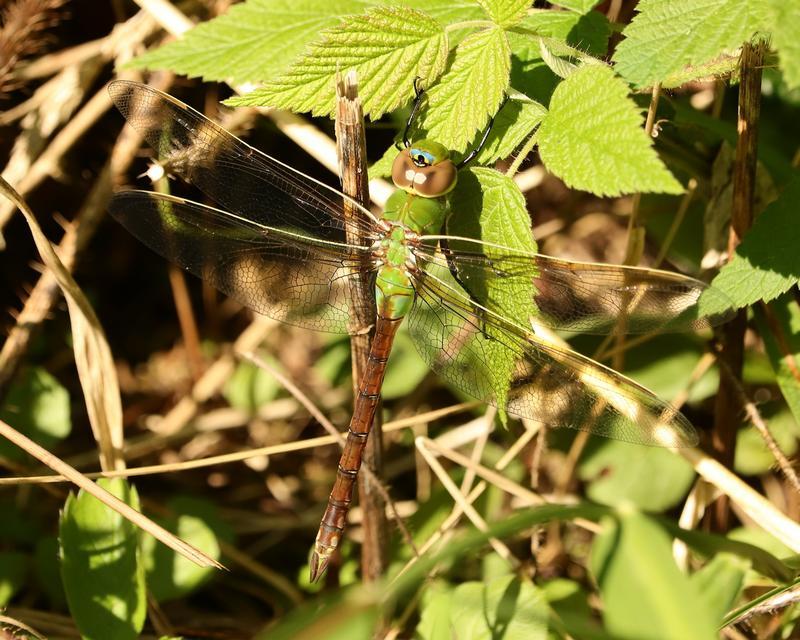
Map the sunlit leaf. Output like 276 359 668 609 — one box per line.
416 580 455 640
764 0 800 89
227 5 449 119
550 0 602 14
420 26 511 152
689 553 749 624
734 407 799 476
537 65 683 196
449 168 537 420
128 0 371 85
754 295 800 425
0 366 71 462
59 478 146 640
448 575 548 639
591 510 717 640
611 0 768 88
579 439 695 511
707 176 800 314
477 0 530 27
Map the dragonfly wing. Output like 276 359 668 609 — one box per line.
417 238 733 334
110 191 375 334
408 266 699 447
108 80 379 243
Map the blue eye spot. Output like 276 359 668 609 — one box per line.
410 148 435 165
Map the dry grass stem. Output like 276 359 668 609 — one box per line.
0 417 221 569
0 176 123 470
415 435 520 569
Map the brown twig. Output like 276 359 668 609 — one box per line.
711 40 765 529
334 70 389 585
715 345 800 495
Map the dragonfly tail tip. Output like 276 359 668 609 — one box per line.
309 551 330 583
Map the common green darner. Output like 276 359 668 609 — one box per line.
107 80 730 581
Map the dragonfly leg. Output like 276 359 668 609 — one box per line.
439 236 492 338
456 93 509 168
401 78 427 148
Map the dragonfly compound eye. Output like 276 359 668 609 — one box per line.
391 148 457 198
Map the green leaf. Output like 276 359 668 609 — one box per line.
254 587 381 639
707 175 800 313
0 551 28 606
383 327 430 399
448 576 548 639
611 0 768 88
538 65 682 196
579 440 695 512
538 38 579 79
448 168 537 420
590 509 718 640
765 0 800 90
0 366 71 462
420 26 511 152
223 358 281 413
127 0 370 85
477 0 531 27
754 295 800 425
550 0 601 14
507 10 611 107
142 514 219 602
227 6 449 119
473 98 546 164
511 9 611 59
689 553 749 624
416 581 455 640
734 407 799 476
59 478 146 640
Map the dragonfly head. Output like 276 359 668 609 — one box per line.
392 139 457 198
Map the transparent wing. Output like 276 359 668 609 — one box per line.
108 80 380 243
109 191 375 334
408 264 699 447
417 236 733 334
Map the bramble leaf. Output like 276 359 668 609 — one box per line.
754 295 800 426
477 0 531 27
226 6 448 119
611 0 768 88
707 176 800 312
420 26 511 152
128 0 371 85
550 0 602 14
537 65 683 196
764 0 800 90
473 98 546 164
449 168 537 420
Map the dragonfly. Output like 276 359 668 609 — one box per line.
107 80 731 582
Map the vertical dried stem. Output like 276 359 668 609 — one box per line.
612 83 661 372
334 70 388 584
711 41 764 529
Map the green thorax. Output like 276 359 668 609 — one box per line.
382 189 448 236
375 139 459 320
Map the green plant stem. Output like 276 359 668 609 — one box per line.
505 130 539 178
